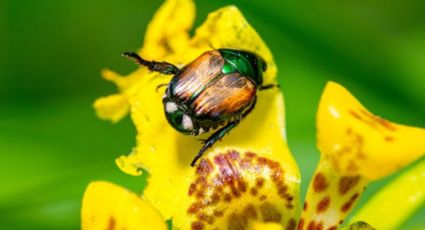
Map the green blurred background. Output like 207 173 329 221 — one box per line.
1 0 424 229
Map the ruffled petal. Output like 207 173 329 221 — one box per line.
81 181 166 230
93 94 129 123
141 0 195 60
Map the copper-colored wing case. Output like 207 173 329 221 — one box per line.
170 50 224 103
192 72 256 121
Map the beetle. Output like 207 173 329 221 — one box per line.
123 49 277 166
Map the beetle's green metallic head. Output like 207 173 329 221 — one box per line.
219 49 267 86
163 98 196 135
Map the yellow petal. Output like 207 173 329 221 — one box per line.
317 81 425 180
141 0 195 60
81 181 166 230
93 68 150 123
93 94 129 123
109 1 300 229
350 159 425 229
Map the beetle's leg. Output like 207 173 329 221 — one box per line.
122 52 180 75
259 84 280 91
155 83 168 92
191 98 257 166
191 121 239 167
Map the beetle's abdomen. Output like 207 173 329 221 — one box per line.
192 72 256 121
170 50 224 102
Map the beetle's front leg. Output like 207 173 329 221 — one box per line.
191 121 239 167
190 98 257 166
123 52 180 75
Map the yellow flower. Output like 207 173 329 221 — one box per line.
84 0 425 229
92 0 298 229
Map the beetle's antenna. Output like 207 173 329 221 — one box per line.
122 52 180 75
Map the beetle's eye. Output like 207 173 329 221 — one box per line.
168 110 184 129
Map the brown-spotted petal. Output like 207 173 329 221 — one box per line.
299 82 425 230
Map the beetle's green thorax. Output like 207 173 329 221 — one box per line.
219 49 267 86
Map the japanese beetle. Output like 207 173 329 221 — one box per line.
123 49 276 166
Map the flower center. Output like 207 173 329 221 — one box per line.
187 150 296 230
